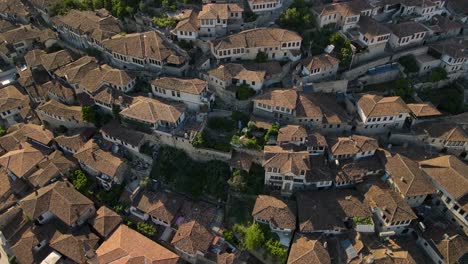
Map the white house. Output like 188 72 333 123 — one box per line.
247 0 283 14
0 86 30 127
102 31 189 76
210 28 302 62
198 3 243 39
294 54 340 83
151 77 215 111
207 63 266 92
101 121 147 153
365 185 418 235
36 99 90 130
387 21 428 50
252 195 296 246
328 135 379 160
429 39 467 73
312 0 372 31
384 154 437 207
356 94 411 134
420 156 468 234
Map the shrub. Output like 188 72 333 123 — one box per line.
398 55 419 74
245 137 259 150
236 84 256 100
231 135 241 146
71 170 88 193
136 222 156 237
353 216 373 225
96 185 124 207
81 106 96 124
243 223 265 250
192 133 205 148
264 123 280 143
153 14 176 28
430 67 448 82
223 229 237 245
228 169 247 192
0 126 6 137
265 239 287 262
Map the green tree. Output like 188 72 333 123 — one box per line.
430 67 448 82
244 223 265 250
329 33 353 68
398 55 419 74
136 222 156 237
192 133 205 148
223 229 236 244
0 126 6 137
81 106 96 124
228 170 247 192
153 14 176 27
265 239 287 262
71 170 89 192
236 84 256 100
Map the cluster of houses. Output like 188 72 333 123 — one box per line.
0 0 465 263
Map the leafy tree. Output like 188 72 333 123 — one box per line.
71 170 89 192
398 55 419 74
430 67 448 82
81 106 96 124
278 0 313 32
0 126 6 137
153 14 176 28
192 133 205 148
228 170 247 192
223 229 236 245
236 84 256 100
264 123 280 142
243 223 265 250
329 33 353 68
245 137 259 150
265 239 287 262
395 78 414 101
136 222 156 237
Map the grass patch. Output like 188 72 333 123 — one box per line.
353 216 373 225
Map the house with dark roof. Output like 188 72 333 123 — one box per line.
297 190 373 234
151 77 215 111
101 121 147 153
383 153 436 207
252 195 296 246
387 21 428 50
37 99 91 129
429 39 467 73
420 155 468 234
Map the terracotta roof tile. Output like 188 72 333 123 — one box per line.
252 195 296 229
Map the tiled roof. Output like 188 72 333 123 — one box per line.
407 103 442 118
277 125 308 143
384 154 436 197
120 96 186 124
253 89 298 110
174 9 199 32
252 195 296 230
37 99 84 122
420 155 468 208
263 146 310 175
55 134 89 153
0 144 45 178
330 135 378 156
298 190 371 232
152 77 207 95
102 31 185 63
27 151 77 188
198 3 243 20
413 121 468 142
435 235 468 264
0 85 30 113
387 21 428 38
288 234 331 264
19 181 94 226
171 220 214 255
299 54 340 72
91 206 122 238
97 225 179 264
358 16 391 38
358 94 410 118
211 28 302 50
208 63 266 82
133 191 183 225
364 185 417 223
74 140 127 179
101 121 146 147
430 38 468 59
52 9 122 42
39 49 76 72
